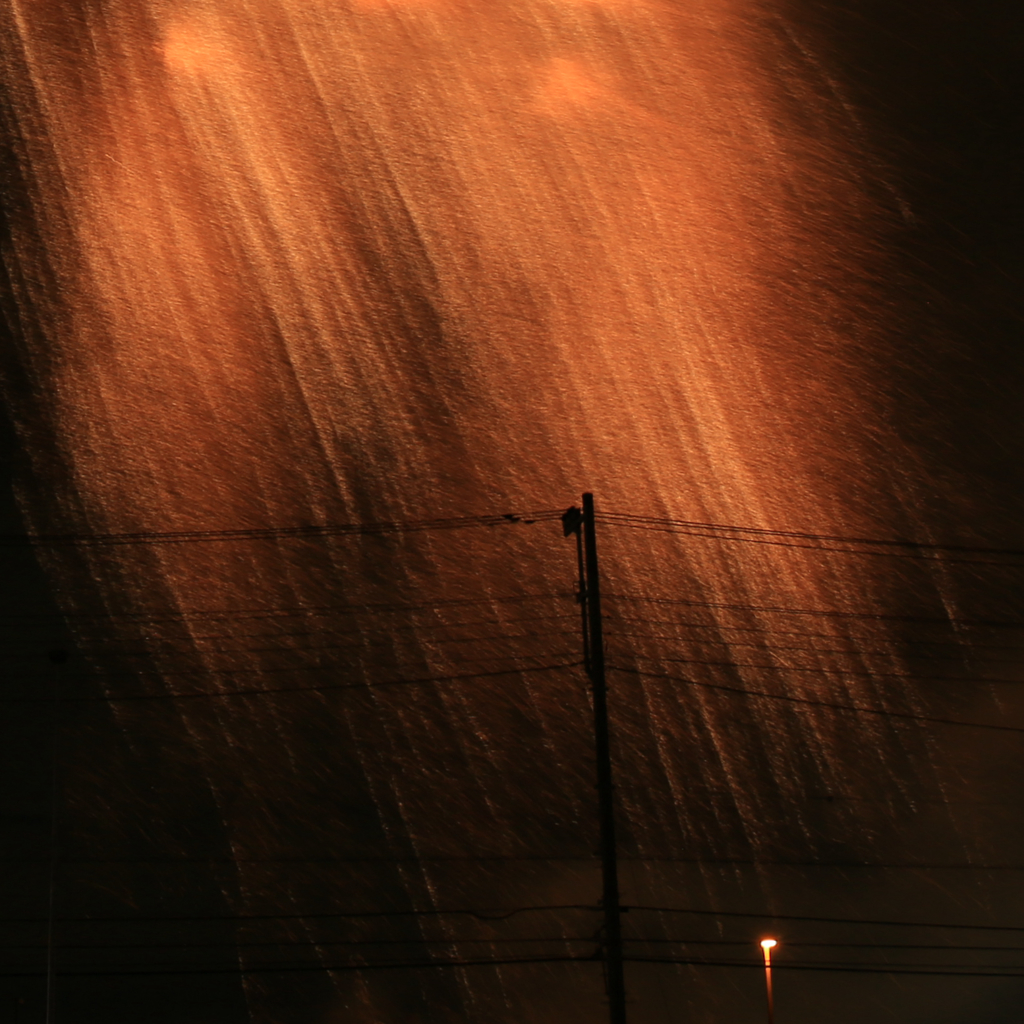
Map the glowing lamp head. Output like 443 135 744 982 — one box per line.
760 939 777 950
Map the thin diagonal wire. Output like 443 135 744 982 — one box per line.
610 665 1024 733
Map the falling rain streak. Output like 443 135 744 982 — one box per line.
1 0 1022 1022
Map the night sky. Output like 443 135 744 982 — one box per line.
1 1 1023 1022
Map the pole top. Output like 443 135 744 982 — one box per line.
562 506 582 537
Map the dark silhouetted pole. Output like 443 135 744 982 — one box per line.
46 648 67 1024
563 493 626 1024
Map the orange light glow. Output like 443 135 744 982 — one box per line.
549 0 657 8
162 17 235 77
536 58 611 111
350 0 445 9
760 939 778 949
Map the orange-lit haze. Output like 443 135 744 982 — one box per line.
1 1 1020 1022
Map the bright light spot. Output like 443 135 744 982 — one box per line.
535 58 611 112
162 16 233 77
760 938 777 949
350 0 444 9
548 0 655 7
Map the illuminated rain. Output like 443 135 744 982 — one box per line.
1 1 1022 1021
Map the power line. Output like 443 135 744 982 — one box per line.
0 955 590 978
599 513 1024 554
1 904 600 925
609 651 1020 686
5 937 598 951
66 621 580 661
0 610 576 648
599 513 1024 565
12 904 1024 933
2 645 582 683
10 642 1009 687
0 592 571 624
603 594 1024 630
27 613 1022 663
22 611 578 651
6 506 1015 557
605 522 1024 567
623 957 1024 978
630 939 1024 951
8 499 1024 1002
10 613 1017 662
5 956 1024 980
603 614 1024 654
15 937 1024 953
0 511 565 549
0 661 584 703
10 944 1024 975
20 857 1024 870
625 906 1024 932
0 615 579 671
610 665 1024 734
604 629 1021 666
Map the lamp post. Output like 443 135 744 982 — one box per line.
760 939 777 1024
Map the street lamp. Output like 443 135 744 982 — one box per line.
760 939 778 1024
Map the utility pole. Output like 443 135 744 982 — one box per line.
46 648 67 1024
563 493 626 1024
